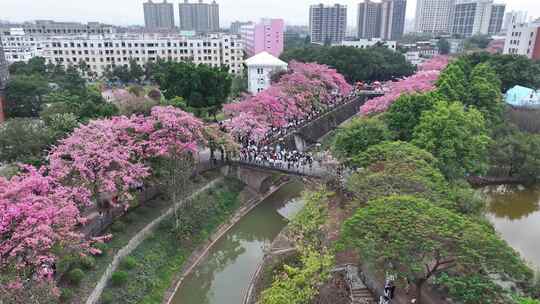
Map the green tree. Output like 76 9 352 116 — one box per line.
384 93 437 141
333 117 392 160
347 142 447 204
468 63 504 124
463 52 540 92
280 45 415 83
341 196 532 303
435 63 471 103
8 57 47 76
437 38 451 55
260 248 334 304
5 74 50 118
489 124 540 182
464 35 492 50
156 61 232 119
129 59 144 83
412 101 491 179
0 118 54 164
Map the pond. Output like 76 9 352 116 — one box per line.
170 181 305 304
485 184 540 269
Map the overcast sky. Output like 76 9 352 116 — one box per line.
1 0 538 27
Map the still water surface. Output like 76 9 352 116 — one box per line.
170 181 305 304
485 185 540 269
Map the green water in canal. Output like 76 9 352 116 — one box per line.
485 185 540 269
170 181 305 304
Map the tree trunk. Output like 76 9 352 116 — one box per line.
415 278 426 304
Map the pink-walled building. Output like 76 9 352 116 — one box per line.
241 18 284 58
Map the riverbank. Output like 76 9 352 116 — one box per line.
61 172 220 304
96 177 250 304
162 177 295 304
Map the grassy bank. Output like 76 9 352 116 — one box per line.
60 172 220 304
98 178 246 304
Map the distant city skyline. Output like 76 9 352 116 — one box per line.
1 0 539 28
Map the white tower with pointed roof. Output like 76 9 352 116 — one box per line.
245 51 288 95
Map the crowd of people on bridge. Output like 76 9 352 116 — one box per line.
212 86 380 173
239 143 316 174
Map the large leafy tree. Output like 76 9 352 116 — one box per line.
280 45 415 83
341 196 532 303
464 52 540 92
5 74 50 118
489 124 540 181
384 93 437 141
468 63 504 124
412 101 491 179
333 117 392 160
156 61 232 118
0 119 54 165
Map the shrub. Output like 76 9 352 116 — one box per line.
111 271 129 286
67 268 85 285
79 255 96 270
56 254 78 275
110 221 126 233
101 291 114 304
93 242 108 256
59 288 74 302
120 256 138 270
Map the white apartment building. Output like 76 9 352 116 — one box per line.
339 39 397 51
39 33 244 77
1 28 45 62
245 51 287 95
504 21 540 60
415 0 455 33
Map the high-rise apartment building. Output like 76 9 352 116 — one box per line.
415 0 455 33
357 0 406 40
143 0 175 30
0 40 8 122
488 4 506 35
309 4 347 45
380 0 407 40
241 19 284 57
179 0 220 33
450 0 505 37
502 11 527 31
504 21 540 60
230 21 253 35
357 0 382 39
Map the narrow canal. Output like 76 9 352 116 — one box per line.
170 181 305 304
485 185 540 269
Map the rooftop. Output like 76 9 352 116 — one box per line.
245 51 287 67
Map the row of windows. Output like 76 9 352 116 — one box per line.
50 48 239 56
48 41 237 48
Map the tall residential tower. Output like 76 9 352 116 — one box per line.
450 0 505 37
415 0 455 33
380 0 407 40
143 0 175 30
357 0 382 39
309 3 347 45
0 40 8 122
178 0 220 33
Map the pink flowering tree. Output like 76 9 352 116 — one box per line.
223 61 352 141
49 116 151 208
0 166 87 286
360 56 449 115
